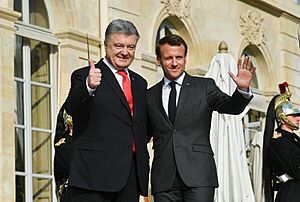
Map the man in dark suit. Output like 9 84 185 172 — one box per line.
63 19 149 202
147 34 256 202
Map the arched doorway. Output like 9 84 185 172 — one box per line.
241 44 271 201
154 16 195 82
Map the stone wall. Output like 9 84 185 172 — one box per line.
1 0 300 201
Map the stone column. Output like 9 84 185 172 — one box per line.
0 6 21 202
278 13 300 104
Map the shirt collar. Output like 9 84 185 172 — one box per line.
163 72 185 87
103 57 129 75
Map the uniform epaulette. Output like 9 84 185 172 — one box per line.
55 138 66 147
272 132 282 139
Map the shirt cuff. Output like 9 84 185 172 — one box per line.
237 88 253 99
86 77 96 96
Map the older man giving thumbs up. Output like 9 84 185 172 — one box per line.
63 19 149 202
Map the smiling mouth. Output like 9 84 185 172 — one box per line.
118 58 129 61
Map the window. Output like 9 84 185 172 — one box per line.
14 0 49 28
14 1 57 201
156 20 177 44
29 0 49 28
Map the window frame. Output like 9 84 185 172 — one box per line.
14 0 58 201
14 35 57 202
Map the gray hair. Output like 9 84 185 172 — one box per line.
105 19 140 42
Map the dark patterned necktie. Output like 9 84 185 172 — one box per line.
168 81 177 125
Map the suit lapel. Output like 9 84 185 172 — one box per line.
96 60 131 116
129 70 138 119
175 73 192 124
155 79 171 124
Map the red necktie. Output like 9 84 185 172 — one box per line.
117 70 135 152
117 70 134 115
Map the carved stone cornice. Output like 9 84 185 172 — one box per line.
240 10 266 46
55 29 100 54
161 0 191 19
0 7 21 22
0 7 21 31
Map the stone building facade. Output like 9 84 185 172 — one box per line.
0 0 300 201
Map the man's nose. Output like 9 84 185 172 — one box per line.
171 58 178 66
121 47 129 55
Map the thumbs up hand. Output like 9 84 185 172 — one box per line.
87 59 102 89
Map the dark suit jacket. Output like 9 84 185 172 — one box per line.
64 59 149 195
147 73 252 194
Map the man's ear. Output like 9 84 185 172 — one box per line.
156 58 161 66
104 41 107 51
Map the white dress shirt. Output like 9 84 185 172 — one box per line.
162 72 185 116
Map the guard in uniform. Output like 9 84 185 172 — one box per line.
54 104 73 201
263 82 300 202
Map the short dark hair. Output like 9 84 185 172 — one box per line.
105 19 140 42
156 34 188 59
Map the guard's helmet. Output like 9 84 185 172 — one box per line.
275 82 300 130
